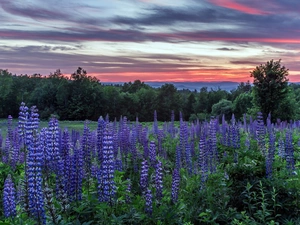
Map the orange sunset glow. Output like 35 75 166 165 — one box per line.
1 0 300 83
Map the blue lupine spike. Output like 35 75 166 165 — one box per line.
26 127 46 224
171 168 180 204
285 131 295 174
278 137 285 158
145 189 153 216
185 143 193 176
155 160 163 201
3 174 17 218
98 124 116 204
140 159 149 194
266 131 275 178
256 112 266 156
97 116 106 164
149 141 156 167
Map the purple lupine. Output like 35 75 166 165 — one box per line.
2 137 10 164
149 141 156 167
169 110 175 137
46 118 60 172
145 188 153 216
199 133 208 184
18 102 28 147
98 124 116 204
285 131 295 174
155 160 163 201
278 137 285 158
81 122 91 175
25 106 39 146
221 115 227 146
256 112 266 156
266 131 275 178
171 168 180 204
3 174 17 218
209 118 218 159
140 159 149 194
115 150 123 172
130 127 138 172
71 142 84 201
185 143 193 176
11 131 20 170
27 131 46 224
179 121 188 167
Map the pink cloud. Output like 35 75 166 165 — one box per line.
210 0 267 15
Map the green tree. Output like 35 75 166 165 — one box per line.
250 59 290 122
233 92 253 119
212 99 233 120
156 84 181 121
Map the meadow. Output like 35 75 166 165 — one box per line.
0 104 300 225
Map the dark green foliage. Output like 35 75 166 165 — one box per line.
212 99 233 120
250 59 291 122
1 64 300 122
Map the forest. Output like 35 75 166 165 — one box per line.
1 64 299 123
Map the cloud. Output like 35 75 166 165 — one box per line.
209 0 268 15
217 47 238 51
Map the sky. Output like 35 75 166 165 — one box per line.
1 0 300 82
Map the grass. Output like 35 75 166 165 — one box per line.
0 118 98 139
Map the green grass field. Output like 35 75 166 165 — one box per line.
0 119 98 138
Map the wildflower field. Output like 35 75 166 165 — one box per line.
0 103 300 225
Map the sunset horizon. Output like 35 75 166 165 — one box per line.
1 0 300 82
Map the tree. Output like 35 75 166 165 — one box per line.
250 59 290 122
212 99 233 121
233 92 253 119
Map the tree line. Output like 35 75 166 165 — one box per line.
0 60 299 122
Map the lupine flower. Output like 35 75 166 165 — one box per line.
46 118 60 172
44 182 59 224
115 151 123 172
266 131 275 178
171 168 180 204
185 143 193 176
98 124 116 204
27 131 46 224
179 120 188 159
18 102 28 147
256 112 266 156
278 137 285 158
140 159 149 194
285 131 295 174
145 188 153 215
149 141 156 167
25 106 39 146
3 174 17 218
73 141 84 201
199 133 208 184
155 160 163 201
175 145 181 170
